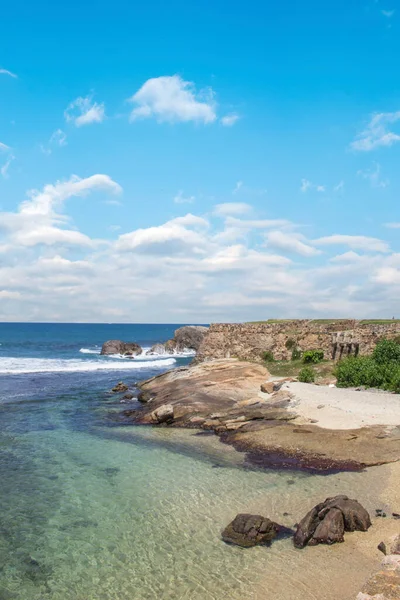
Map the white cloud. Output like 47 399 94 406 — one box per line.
220 113 240 127
2 175 400 322
213 202 252 217
0 68 17 78
313 234 389 253
357 162 389 188
265 231 321 257
382 10 395 18
0 142 10 152
0 174 121 248
174 191 195 204
128 75 217 124
351 111 400 151
41 129 67 155
301 179 325 193
64 95 105 127
1 155 15 179
385 222 400 229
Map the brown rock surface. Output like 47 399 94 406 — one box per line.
101 340 142 356
221 514 280 548
294 495 370 548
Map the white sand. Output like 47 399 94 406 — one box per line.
281 382 400 430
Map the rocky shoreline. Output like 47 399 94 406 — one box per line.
120 358 400 474
110 356 400 599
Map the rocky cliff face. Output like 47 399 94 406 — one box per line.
196 321 400 363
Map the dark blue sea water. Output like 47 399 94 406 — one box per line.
0 323 378 600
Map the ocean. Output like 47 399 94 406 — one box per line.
0 323 385 600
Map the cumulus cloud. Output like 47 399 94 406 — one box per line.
64 95 105 127
1 178 400 322
128 75 217 124
220 113 240 126
265 231 321 257
0 174 122 248
351 111 400 151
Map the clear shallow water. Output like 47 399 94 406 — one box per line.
0 324 387 600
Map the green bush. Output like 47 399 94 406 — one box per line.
291 347 302 361
285 338 296 350
335 353 400 392
262 350 274 362
298 366 315 383
373 338 400 365
303 349 324 364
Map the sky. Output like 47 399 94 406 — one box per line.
0 0 399 323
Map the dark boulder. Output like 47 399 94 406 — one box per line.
309 508 345 546
221 514 280 548
321 495 371 532
294 495 371 548
112 382 129 393
101 340 143 356
173 326 208 352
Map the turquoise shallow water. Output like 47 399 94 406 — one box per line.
0 324 388 599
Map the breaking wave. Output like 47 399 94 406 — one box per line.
0 356 177 375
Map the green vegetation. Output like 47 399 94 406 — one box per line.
298 366 316 383
335 338 400 393
261 350 274 362
291 347 302 361
302 349 324 364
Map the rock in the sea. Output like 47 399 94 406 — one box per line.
112 382 129 393
146 343 167 355
294 495 371 548
101 340 143 356
150 404 174 424
221 514 280 548
173 326 208 351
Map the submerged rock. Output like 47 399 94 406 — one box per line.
101 340 143 356
221 514 280 548
112 382 129 393
294 495 371 548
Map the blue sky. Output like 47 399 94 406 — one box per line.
0 0 399 322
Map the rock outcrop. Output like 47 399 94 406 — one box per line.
112 382 129 393
146 326 209 355
221 514 280 548
101 340 143 356
294 495 371 548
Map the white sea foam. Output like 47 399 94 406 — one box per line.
0 357 177 375
79 348 101 355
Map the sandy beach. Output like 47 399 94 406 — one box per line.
279 381 400 430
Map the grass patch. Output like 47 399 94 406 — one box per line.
268 359 335 380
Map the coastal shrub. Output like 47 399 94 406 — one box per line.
298 366 315 383
285 338 296 350
335 355 400 392
291 347 302 361
302 349 324 364
372 338 400 365
262 350 274 362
